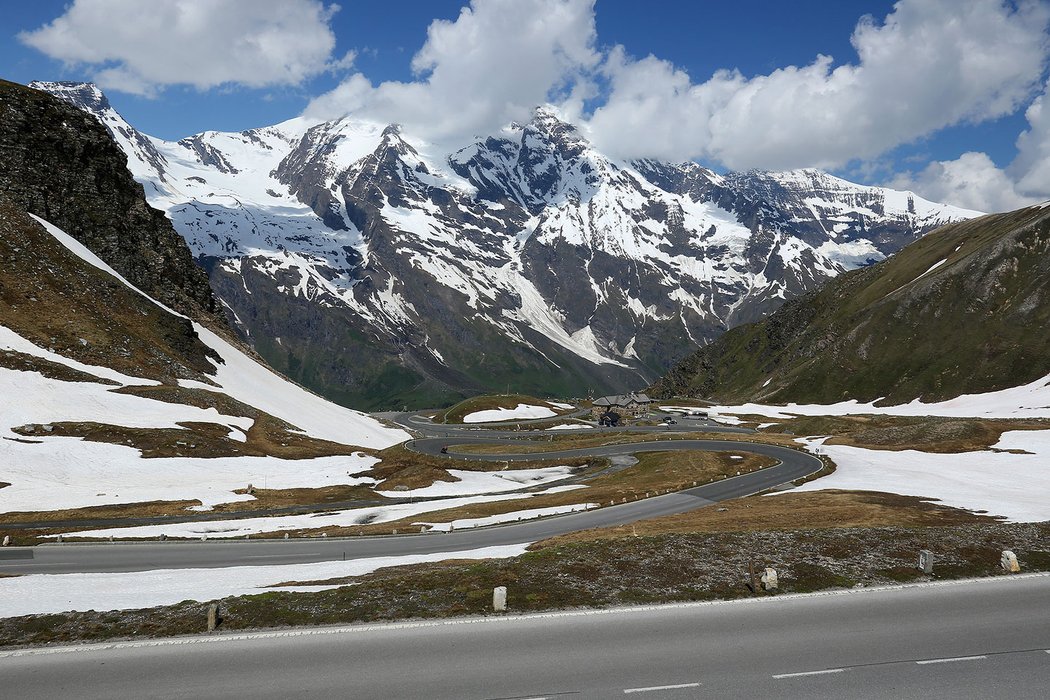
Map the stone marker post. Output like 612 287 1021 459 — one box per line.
1001 550 1020 573
493 586 508 612
207 604 219 632
918 550 934 574
1 535 9 547
761 568 778 591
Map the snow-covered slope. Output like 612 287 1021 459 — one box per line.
32 81 981 409
0 209 408 515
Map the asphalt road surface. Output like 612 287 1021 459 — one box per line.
1 405 821 574
0 438 820 574
3 574 1048 699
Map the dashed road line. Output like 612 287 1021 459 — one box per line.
624 682 701 694
772 668 845 679
916 655 987 665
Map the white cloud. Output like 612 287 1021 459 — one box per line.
890 80 1050 212
19 0 342 95
889 151 1036 212
586 0 1050 171
303 0 599 145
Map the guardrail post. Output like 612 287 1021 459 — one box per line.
493 586 507 612
918 550 934 574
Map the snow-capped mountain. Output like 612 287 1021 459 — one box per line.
33 81 981 409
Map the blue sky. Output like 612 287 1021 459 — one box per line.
4 1 1048 211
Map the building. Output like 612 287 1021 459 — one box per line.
591 392 655 422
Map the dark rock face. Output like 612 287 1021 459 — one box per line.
0 80 219 320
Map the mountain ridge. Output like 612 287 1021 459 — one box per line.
650 202 1050 405
31 80 981 409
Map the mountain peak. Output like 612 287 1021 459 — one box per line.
526 105 581 137
29 80 110 114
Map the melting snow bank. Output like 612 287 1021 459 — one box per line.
462 404 557 423
0 544 529 617
182 324 408 449
791 431 1050 522
53 485 589 539
416 503 597 532
710 373 1050 420
375 466 577 498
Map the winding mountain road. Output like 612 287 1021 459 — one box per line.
0 410 822 574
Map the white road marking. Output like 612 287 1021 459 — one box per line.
772 669 845 679
624 682 700 694
916 655 987 665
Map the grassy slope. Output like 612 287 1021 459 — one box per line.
652 204 1050 405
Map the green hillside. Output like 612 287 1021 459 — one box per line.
651 203 1050 405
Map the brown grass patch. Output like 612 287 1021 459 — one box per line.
452 430 798 456
0 350 118 385
533 489 999 548
0 499 203 526
12 414 367 461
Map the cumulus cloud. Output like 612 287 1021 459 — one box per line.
19 0 342 95
586 0 1050 171
889 152 1035 212
891 80 1050 212
303 0 599 145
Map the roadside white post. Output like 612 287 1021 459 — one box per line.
761 568 778 591
207 604 219 632
918 550 934 574
1001 550 1020 573
493 586 508 612
1 535 9 547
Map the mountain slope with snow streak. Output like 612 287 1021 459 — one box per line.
33 81 980 410
0 204 407 516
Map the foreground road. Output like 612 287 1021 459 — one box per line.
3 574 1048 699
0 440 821 574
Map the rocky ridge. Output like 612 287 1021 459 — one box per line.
32 80 981 409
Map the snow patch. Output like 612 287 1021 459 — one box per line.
462 404 557 423
792 432 1050 522
0 544 529 617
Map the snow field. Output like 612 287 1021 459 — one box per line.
0 544 530 617
0 216 409 514
710 371 1050 421
791 431 1050 522
462 403 558 423
55 484 591 539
